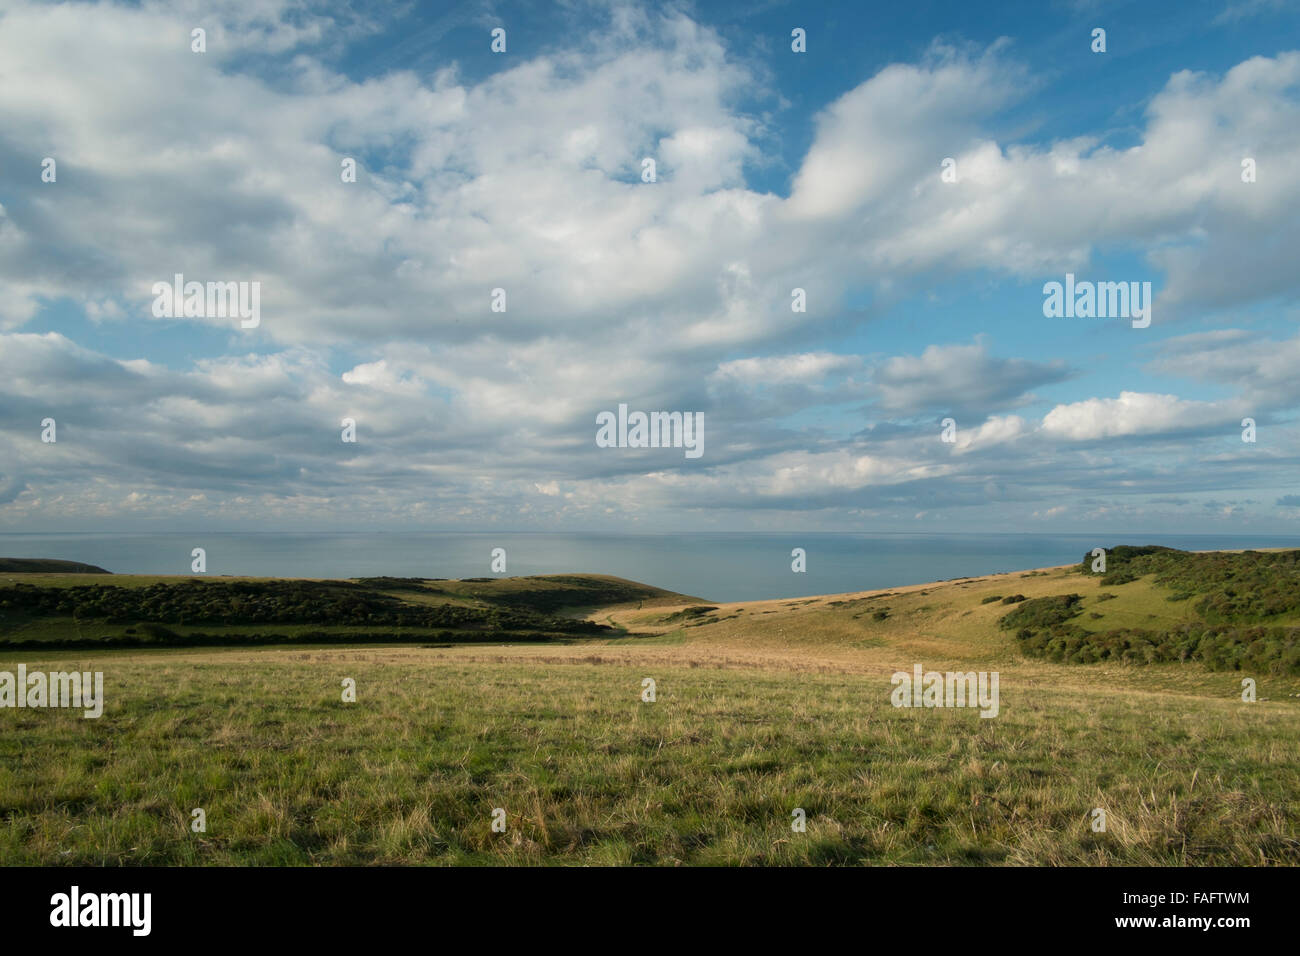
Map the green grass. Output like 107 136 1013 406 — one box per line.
0 573 696 649
2 553 1299 866
1006 554 1300 673
1 644 1297 866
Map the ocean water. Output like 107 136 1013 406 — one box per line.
3 532 1298 603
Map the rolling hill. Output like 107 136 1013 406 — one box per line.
1 548 1296 865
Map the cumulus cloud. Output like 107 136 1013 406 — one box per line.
1040 391 1242 440
952 415 1028 453
0 1 1297 531
869 342 1069 415
1147 328 1300 408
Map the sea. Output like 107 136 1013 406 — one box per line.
3 532 1297 603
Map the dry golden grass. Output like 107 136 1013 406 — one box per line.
2 561 1297 865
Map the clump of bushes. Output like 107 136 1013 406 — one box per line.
0 577 615 646
663 605 718 624
1000 594 1083 631
1002 572 1300 674
1011 622 1300 674
1083 546 1300 623
137 622 181 641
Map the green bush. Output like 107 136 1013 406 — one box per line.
1000 594 1083 631
0 577 618 646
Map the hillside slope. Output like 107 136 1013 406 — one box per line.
0 572 702 648
1 550 1296 866
0 557 111 574
599 546 1300 677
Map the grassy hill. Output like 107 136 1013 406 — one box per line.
0 558 110 574
0 572 701 648
1 549 1296 866
602 546 1300 675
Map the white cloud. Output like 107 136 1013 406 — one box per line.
712 353 862 386
1041 391 1240 440
953 415 1028 453
1 2 1298 530
870 342 1068 414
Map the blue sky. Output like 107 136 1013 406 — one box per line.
1 0 1299 533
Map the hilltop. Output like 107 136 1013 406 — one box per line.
594 545 1300 676
3 548 1299 676
1 547 1297 866
0 571 703 648
0 557 111 574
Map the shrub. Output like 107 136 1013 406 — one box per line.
1005 595 1085 629
137 622 182 641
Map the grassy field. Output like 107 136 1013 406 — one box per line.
1 554 1298 866
0 572 694 647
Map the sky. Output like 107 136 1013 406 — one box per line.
1 0 1299 534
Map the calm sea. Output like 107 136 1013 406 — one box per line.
2 532 1297 603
